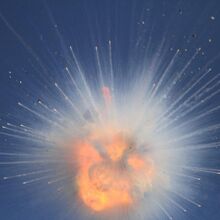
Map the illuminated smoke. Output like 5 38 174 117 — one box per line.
0 2 220 220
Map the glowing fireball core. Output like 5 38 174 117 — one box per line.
74 125 155 212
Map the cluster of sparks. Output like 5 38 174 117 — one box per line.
0 4 220 220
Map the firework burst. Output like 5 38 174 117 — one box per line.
0 1 220 220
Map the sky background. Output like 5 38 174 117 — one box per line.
0 0 220 219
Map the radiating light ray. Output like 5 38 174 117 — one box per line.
18 102 65 130
164 87 220 127
154 200 173 220
69 45 99 114
162 192 188 213
169 190 202 208
0 131 50 143
162 170 201 181
47 174 72 185
37 100 62 117
6 124 40 137
54 82 86 123
148 49 180 104
108 40 115 98
0 152 35 157
95 46 105 88
22 172 64 185
159 141 220 151
0 160 66 165
65 67 88 106
163 123 220 145
156 48 201 108
156 68 213 128
0 2 219 220
180 166 220 175
1 125 46 141
162 75 220 126
3 169 53 180
163 104 220 133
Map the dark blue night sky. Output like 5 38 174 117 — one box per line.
0 1 220 219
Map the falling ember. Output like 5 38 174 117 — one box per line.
74 124 155 212
102 86 112 106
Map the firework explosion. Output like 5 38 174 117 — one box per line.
0 1 220 220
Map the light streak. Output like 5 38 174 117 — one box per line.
0 2 220 220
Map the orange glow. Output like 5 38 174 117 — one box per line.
102 86 112 106
104 133 128 161
127 154 145 170
74 126 155 212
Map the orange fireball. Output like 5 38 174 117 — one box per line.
74 126 155 212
